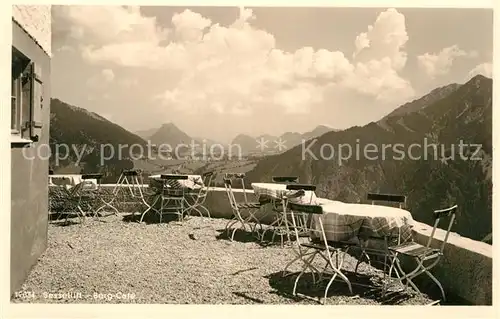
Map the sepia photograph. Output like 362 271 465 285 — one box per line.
6 1 494 313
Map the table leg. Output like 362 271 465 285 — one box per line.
139 195 160 223
183 195 211 219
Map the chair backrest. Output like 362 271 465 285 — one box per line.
224 173 249 204
119 169 144 197
160 174 189 180
159 174 189 197
284 184 316 205
287 202 323 215
123 169 141 177
202 171 216 189
194 171 216 202
286 202 327 249
82 173 103 187
82 173 103 180
427 205 458 253
272 176 299 183
69 181 97 197
367 192 406 208
223 177 238 210
286 184 316 191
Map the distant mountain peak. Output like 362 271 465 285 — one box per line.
466 74 492 87
469 74 490 81
149 122 193 146
383 82 461 119
161 122 175 127
315 124 331 130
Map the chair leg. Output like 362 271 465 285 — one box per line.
225 218 240 241
95 196 119 216
293 252 317 296
399 257 441 298
354 250 371 274
55 198 73 223
322 249 352 304
225 217 237 232
424 269 446 302
194 204 211 219
230 227 239 241
390 256 423 295
282 254 302 276
261 214 282 243
140 195 159 223
76 204 86 223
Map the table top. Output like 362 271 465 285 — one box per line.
149 174 202 180
319 199 413 220
251 182 318 204
49 175 97 188
149 174 203 190
313 198 414 242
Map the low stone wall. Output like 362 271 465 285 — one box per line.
49 185 492 305
49 185 146 213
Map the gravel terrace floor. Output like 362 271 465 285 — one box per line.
12 214 434 305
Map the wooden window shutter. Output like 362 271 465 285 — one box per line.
28 62 43 142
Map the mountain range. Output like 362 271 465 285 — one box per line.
135 123 334 156
245 75 492 242
231 125 334 155
48 75 492 242
49 98 147 181
135 123 221 152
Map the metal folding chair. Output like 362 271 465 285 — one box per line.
153 174 189 223
54 180 98 223
184 171 216 219
95 169 151 217
385 204 458 302
261 183 315 247
286 202 354 304
223 173 263 241
79 173 116 218
354 193 407 275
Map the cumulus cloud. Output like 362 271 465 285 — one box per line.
101 69 115 82
55 6 415 115
55 45 74 53
55 5 169 45
352 8 409 70
120 78 139 88
87 68 115 87
468 62 492 78
417 45 471 78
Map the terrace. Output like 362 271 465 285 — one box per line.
15 215 431 305
12 183 492 305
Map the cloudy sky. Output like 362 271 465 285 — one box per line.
51 6 493 142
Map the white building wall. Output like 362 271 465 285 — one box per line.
12 5 51 56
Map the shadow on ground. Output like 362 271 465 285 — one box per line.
266 270 417 305
214 226 303 248
121 211 187 224
48 212 114 226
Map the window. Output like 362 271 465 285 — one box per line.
11 46 44 143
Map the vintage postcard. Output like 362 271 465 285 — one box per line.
3 1 495 318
